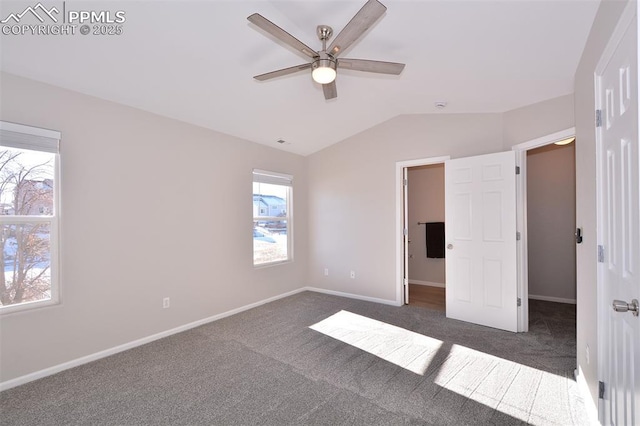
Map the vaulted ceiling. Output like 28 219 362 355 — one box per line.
0 0 600 155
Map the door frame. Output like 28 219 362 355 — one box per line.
395 156 450 305
511 127 576 333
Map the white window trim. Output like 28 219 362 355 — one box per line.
0 121 60 153
0 121 60 314
253 169 293 267
253 169 293 186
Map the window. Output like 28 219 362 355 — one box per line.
253 169 292 266
0 121 60 313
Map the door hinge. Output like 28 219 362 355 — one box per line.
515 166 520 175
598 381 605 399
516 231 521 241
517 298 522 307
596 109 602 128
598 245 605 263
403 228 408 236
403 178 408 186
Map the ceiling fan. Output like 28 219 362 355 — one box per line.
247 0 405 100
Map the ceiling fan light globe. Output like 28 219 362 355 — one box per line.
312 57 337 84
312 66 337 84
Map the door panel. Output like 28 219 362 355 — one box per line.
453 193 472 239
597 13 639 425
445 151 518 332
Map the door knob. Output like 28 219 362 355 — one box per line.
447 244 453 250
612 299 639 316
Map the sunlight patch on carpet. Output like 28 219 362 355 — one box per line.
309 310 442 375
433 344 575 424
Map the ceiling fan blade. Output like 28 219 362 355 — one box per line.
327 0 387 57
248 13 317 59
254 63 312 81
323 81 337 100
338 58 405 75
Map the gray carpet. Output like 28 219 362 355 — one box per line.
0 291 589 425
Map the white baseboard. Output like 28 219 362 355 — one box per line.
408 280 445 288
529 294 576 304
305 287 401 307
0 287 308 392
0 286 403 392
575 366 600 425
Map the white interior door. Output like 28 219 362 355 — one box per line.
597 12 640 425
445 151 518 332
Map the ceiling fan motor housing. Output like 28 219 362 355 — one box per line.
313 51 337 71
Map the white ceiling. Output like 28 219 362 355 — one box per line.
0 0 600 156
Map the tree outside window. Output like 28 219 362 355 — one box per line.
0 147 56 309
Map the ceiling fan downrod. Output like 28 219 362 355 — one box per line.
313 25 336 80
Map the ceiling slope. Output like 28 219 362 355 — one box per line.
0 0 600 155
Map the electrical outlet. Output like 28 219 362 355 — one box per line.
324 268 329 276
350 270 355 279
163 297 170 309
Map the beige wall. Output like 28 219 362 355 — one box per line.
503 94 575 147
307 114 504 302
526 143 576 301
0 71 582 387
0 72 308 383
307 96 574 303
0 64 597 390
407 164 445 285
573 0 630 408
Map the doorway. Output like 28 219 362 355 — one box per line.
398 152 519 332
512 127 577 332
399 152 519 331
407 163 446 311
397 129 578 333
396 156 449 306
525 139 577 339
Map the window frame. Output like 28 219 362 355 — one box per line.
0 121 60 314
252 169 293 267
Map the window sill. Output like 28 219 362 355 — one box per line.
253 259 293 269
0 298 58 315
